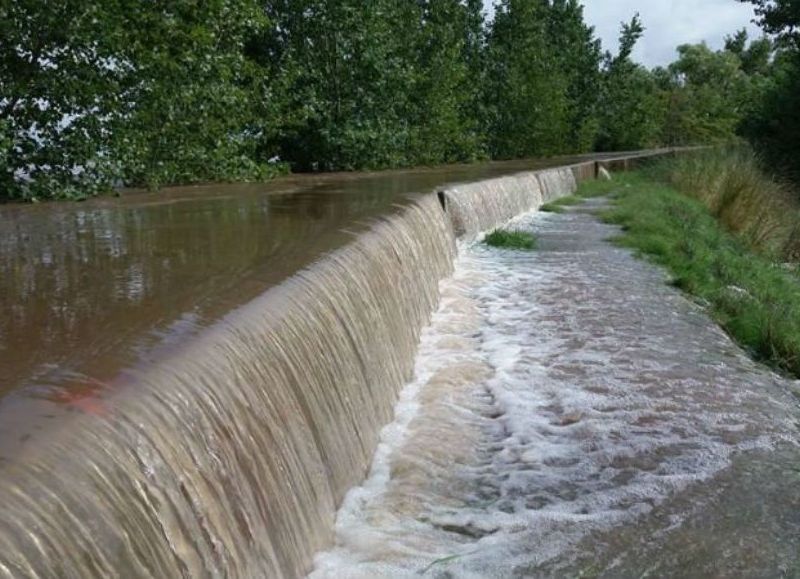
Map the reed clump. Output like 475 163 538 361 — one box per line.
652 149 800 260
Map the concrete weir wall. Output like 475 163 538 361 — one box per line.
0 150 675 579
596 149 678 173
441 164 578 238
439 151 672 239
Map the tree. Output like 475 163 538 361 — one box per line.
740 0 800 179
663 43 751 144
407 0 487 164
261 0 488 171
464 0 491 150
486 0 571 159
0 0 129 199
5 0 782 201
742 0 800 47
742 49 800 178
113 0 276 189
259 0 421 171
596 15 662 151
0 0 277 200
725 29 773 75
545 0 603 152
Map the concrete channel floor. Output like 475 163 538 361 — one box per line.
312 198 800 578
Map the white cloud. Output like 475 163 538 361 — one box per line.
580 0 762 67
482 1 763 68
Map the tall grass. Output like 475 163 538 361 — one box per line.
596 172 800 378
650 149 800 260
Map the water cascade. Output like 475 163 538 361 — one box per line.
443 163 592 238
0 161 616 578
312 175 799 577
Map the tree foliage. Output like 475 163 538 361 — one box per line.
254 0 488 172
2 0 799 200
0 0 130 199
113 0 276 189
546 0 603 151
739 0 800 179
486 0 601 158
596 15 663 151
743 0 800 46
0 0 285 200
660 43 753 145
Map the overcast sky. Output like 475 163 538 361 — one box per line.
484 1 763 68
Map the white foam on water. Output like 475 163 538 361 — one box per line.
309 247 491 578
310 208 798 578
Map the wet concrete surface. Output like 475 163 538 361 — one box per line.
312 198 800 578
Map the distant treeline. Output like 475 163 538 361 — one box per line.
1 0 798 201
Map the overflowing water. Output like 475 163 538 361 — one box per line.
0 156 599 463
444 165 589 238
311 200 800 577
4 150 790 578
0 161 587 577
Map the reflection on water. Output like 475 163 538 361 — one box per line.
0 155 606 463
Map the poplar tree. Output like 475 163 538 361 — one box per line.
113 0 274 189
545 0 603 152
596 15 662 151
264 0 423 170
409 0 487 164
6 0 790 200
486 0 570 158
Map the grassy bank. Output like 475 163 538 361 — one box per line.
651 149 800 259
581 169 800 377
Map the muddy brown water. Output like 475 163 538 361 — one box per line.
0 155 616 466
0 154 594 577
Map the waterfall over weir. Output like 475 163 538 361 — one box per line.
445 166 585 238
0 163 590 578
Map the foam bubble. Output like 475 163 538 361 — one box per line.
310 207 798 577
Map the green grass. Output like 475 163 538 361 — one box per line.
588 171 800 378
648 148 800 259
540 195 582 213
539 181 619 213
483 229 537 250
